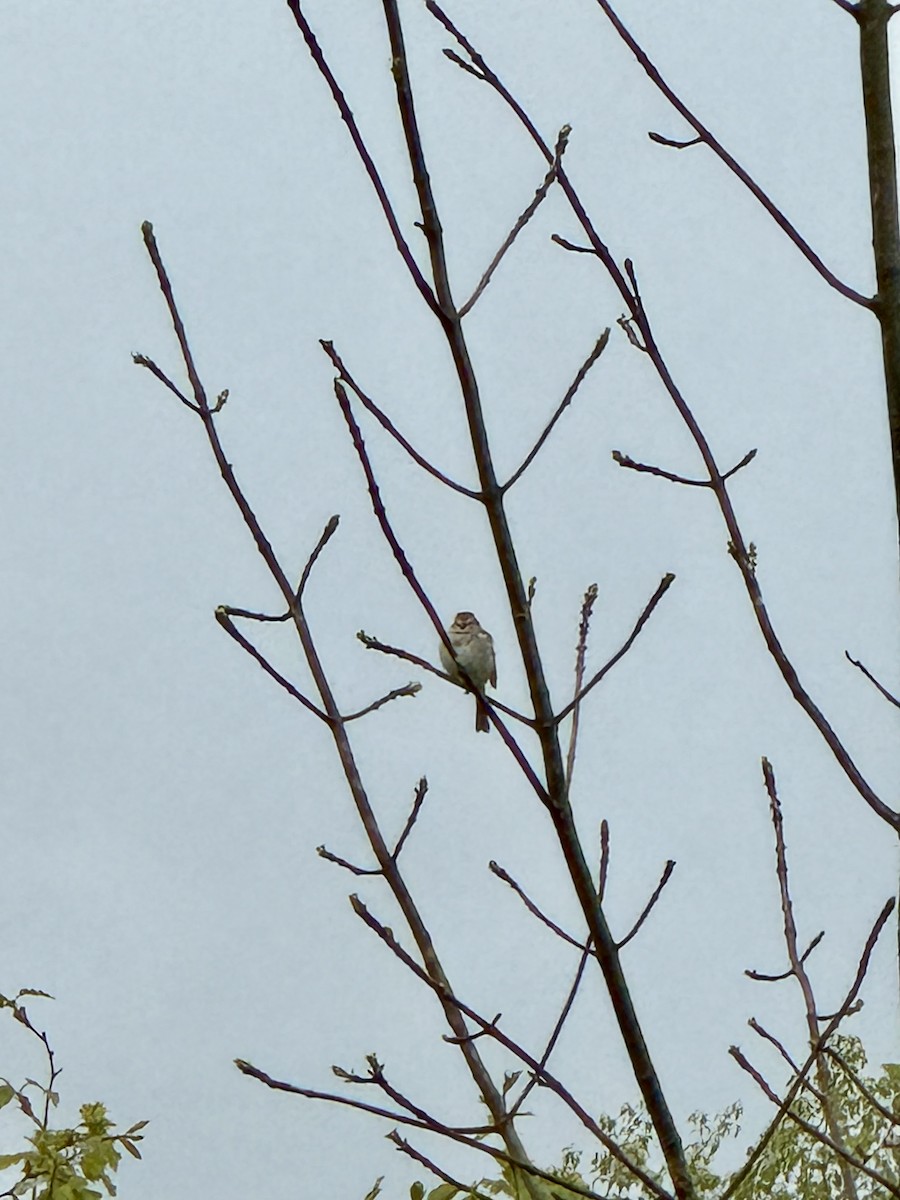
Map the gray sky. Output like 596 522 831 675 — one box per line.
2 2 899 1196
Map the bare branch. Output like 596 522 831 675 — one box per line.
556 574 676 722
509 943 593 1119
214 608 328 722
420 8 899 832
348 894 676 1200
321 342 478 497
460 125 571 317
588 1 871 306
489 861 585 950
617 861 676 949
845 651 900 708
504 331 611 492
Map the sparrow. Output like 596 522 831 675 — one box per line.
439 612 496 733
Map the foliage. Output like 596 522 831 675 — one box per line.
404 1035 899 1200
0 990 147 1199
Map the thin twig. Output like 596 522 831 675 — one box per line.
393 777 428 859
489 861 585 950
284 3 439 315
343 682 422 721
132 354 200 412
617 861 676 949
845 651 900 708
297 515 341 601
388 1134 497 1200
556 574 676 722
508 942 593 1118
647 132 703 149
565 584 599 789
460 125 571 316
316 845 380 876
321 342 478 497
504 331 611 492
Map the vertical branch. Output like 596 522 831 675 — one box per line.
380 7 696 1197
858 0 900 552
762 759 860 1200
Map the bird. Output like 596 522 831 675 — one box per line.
439 612 496 733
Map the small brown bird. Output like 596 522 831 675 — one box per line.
439 611 497 733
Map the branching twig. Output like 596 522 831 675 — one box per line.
556 574 676 722
730 1048 900 1198
214 608 328 722
612 447 757 487
722 896 895 1199
587 0 871 307
348 894 676 1200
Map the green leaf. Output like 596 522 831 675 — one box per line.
0 1153 26 1171
409 1183 424 1200
0 1084 15 1110
362 1177 383 1200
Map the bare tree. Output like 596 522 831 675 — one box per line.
134 3 900 1198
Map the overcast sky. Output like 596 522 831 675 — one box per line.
2 2 899 1197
